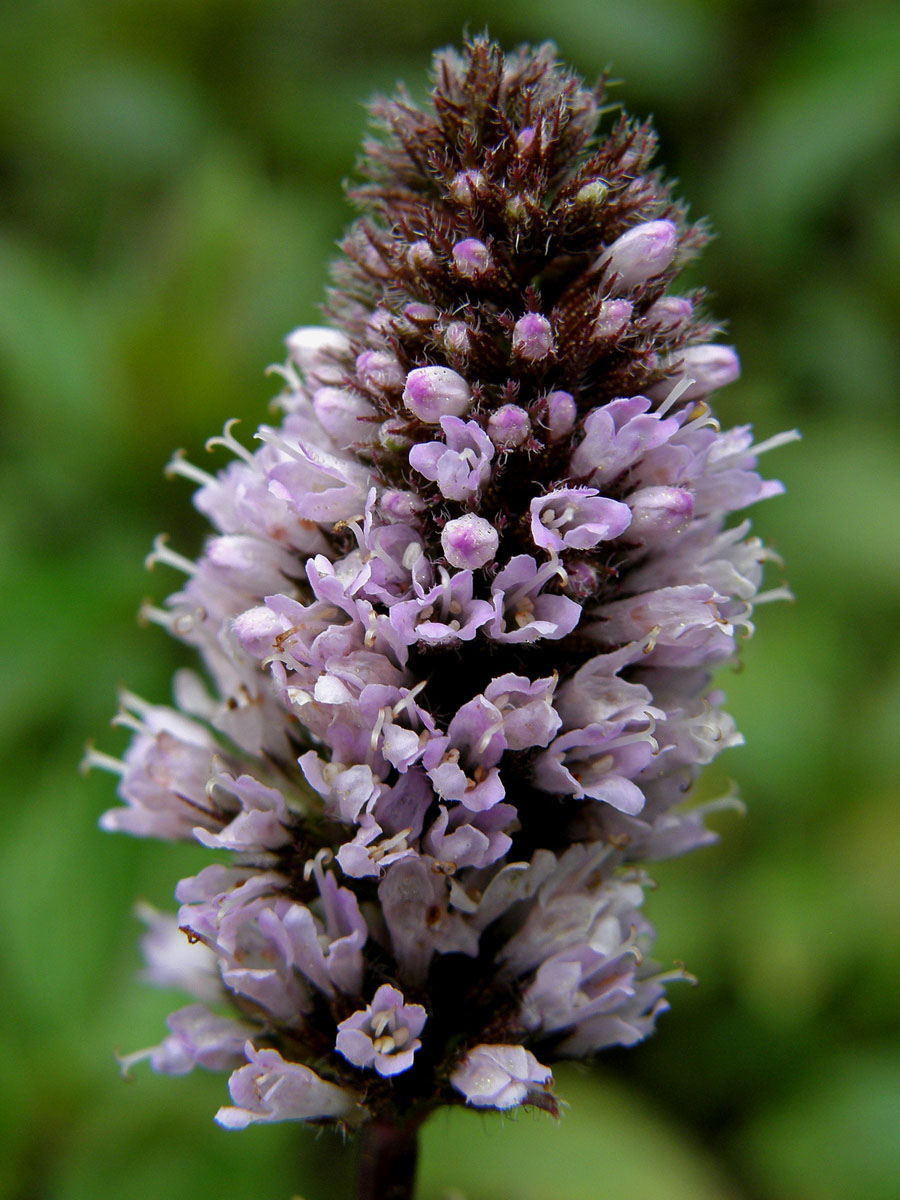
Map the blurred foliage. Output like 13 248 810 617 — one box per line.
1 1 898 1197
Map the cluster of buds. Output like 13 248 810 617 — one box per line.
92 38 794 1137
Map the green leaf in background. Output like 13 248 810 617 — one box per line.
2 1 898 1198
738 1052 900 1200
418 1066 738 1200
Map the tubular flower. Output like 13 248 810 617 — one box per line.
91 37 795 1134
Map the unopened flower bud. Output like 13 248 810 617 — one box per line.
441 514 499 569
285 326 350 387
645 296 693 333
599 219 678 293
407 239 437 270
402 366 472 423
505 195 528 224
512 313 555 361
562 559 602 599
313 388 379 445
628 486 694 543
381 489 426 521
442 321 471 355
404 302 438 323
449 170 485 206
365 306 395 344
378 416 413 452
356 350 405 392
670 344 741 399
488 404 531 448
516 126 536 153
452 238 492 279
593 300 633 341
574 179 608 208
544 390 577 440
361 243 391 278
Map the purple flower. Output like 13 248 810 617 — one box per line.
335 984 427 1077
408 416 493 501
450 1045 552 1109
94 37 793 1145
487 556 582 643
119 1005 255 1078
216 1044 356 1128
530 487 632 552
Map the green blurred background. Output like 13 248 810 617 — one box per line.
1 1 898 1197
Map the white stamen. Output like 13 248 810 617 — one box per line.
753 585 794 605
655 374 696 417
752 429 801 457
401 541 424 570
371 1010 392 1038
370 707 388 752
392 679 428 719
321 762 348 785
205 418 256 466
80 744 126 776
111 710 146 735
678 401 720 435
364 610 378 647
165 450 217 489
145 534 197 577
475 721 505 758
506 552 567 609
437 565 453 618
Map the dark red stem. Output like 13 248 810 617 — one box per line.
355 1119 420 1200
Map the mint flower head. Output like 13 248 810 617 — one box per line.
90 34 795 1182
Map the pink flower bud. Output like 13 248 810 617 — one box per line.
544 390 577 440
285 326 350 387
402 366 472 423
365 307 395 344
449 170 485 205
673 344 741 398
313 388 379 445
487 404 531 448
443 321 471 355
407 239 437 270
404 302 438 323
599 219 678 293
356 350 405 392
645 296 693 333
381 489 426 521
512 313 555 361
516 126 536 153
593 299 633 341
441 514 499 569
452 238 492 278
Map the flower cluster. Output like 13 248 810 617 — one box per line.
92 38 794 1133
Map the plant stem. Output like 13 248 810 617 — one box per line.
355 1119 420 1200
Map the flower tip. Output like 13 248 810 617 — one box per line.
402 366 471 423
600 219 679 293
